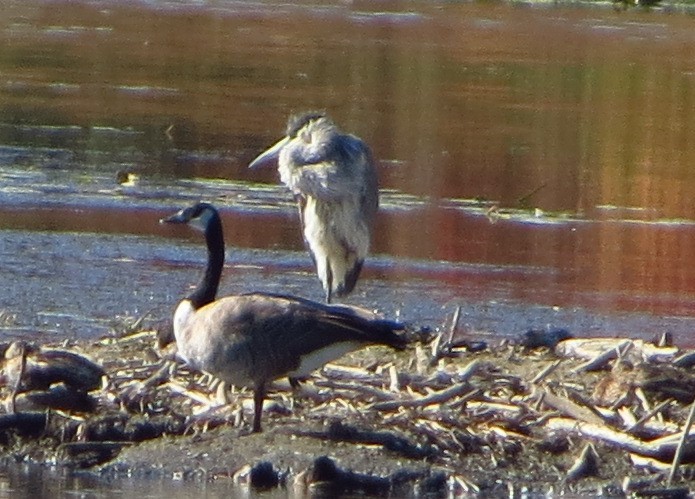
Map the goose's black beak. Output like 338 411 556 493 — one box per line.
160 209 187 225
159 203 217 232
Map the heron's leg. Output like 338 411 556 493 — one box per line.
252 383 266 433
9 342 26 414
324 257 333 303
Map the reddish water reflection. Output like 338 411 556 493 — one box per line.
1 1 695 339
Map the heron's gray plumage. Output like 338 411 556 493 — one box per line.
249 112 378 303
161 202 404 432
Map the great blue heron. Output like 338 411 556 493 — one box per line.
160 202 405 433
249 112 378 303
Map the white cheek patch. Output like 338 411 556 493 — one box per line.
189 208 214 232
288 341 361 378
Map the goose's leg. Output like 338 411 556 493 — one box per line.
252 383 266 433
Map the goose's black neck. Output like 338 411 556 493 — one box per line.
188 211 225 310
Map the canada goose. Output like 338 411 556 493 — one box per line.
249 112 378 303
161 202 405 432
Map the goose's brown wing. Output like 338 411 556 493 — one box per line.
225 293 405 380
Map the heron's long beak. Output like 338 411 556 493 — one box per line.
248 136 289 169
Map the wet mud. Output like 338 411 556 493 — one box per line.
2 323 695 497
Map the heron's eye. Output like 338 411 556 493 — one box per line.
299 129 312 144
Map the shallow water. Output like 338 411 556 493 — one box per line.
0 463 268 499
2 0 695 346
2 0 695 495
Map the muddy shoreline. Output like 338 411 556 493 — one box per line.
2 320 695 497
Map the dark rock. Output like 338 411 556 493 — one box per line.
520 328 572 349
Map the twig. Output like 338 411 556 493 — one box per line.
535 388 605 425
445 388 483 410
628 399 673 434
322 364 376 382
372 383 479 412
573 340 632 373
429 306 461 366
388 365 400 392
10 342 27 414
165 380 220 407
531 359 562 385
547 417 684 462
466 399 522 417
445 306 461 347
312 379 397 402
667 396 695 485
566 443 599 481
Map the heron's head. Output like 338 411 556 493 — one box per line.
248 111 340 170
160 202 219 233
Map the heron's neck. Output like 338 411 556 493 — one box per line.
188 214 225 310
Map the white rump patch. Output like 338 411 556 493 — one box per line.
288 341 361 378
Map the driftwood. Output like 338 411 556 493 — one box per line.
296 420 433 460
545 417 695 464
536 387 606 425
313 379 397 402
557 338 679 367
0 341 105 414
371 360 482 412
0 412 47 434
1 341 105 392
1 325 695 495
